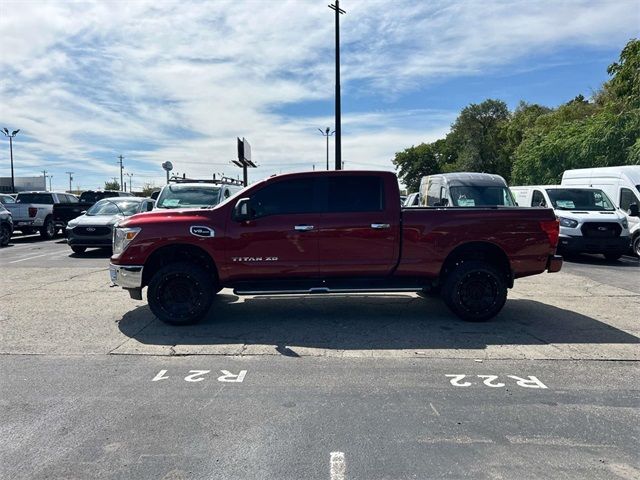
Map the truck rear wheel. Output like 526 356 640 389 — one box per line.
40 216 55 240
441 260 507 322
147 262 215 326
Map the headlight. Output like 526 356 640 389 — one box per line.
621 219 628 229
112 227 141 255
558 217 579 228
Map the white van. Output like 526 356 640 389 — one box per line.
420 173 516 207
561 166 640 256
510 185 631 260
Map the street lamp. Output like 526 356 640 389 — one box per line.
318 127 335 170
2 128 20 193
125 172 133 193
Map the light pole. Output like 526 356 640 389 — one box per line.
329 1 345 170
2 128 20 193
48 175 53 191
65 172 74 193
318 127 335 170
125 173 133 193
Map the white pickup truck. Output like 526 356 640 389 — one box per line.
5 191 77 239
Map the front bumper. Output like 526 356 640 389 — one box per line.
66 226 113 247
109 263 143 289
558 235 631 255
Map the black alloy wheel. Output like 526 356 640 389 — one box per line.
0 223 11 246
441 260 507 322
40 216 55 240
148 262 215 325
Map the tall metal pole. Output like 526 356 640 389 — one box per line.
326 133 329 170
118 155 124 190
48 175 53 191
2 129 19 193
329 1 345 170
65 172 74 193
9 136 15 192
42 170 47 191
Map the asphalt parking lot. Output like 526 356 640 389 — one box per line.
1 234 639 479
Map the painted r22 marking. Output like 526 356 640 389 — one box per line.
445 374 548 389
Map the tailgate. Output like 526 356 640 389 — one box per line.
4 203 28 220
54 203 87 222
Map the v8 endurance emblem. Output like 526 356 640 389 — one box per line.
190 226 215 238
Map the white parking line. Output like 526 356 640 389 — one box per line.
330 452 346 480
7 249 70 264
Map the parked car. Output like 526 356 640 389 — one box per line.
561 166 640 257
110 170 562 326
154 181 243 210
53 190 128 229
403 192 420 206
510 185 631 260
4 191 73 239
419 173 516 207
66 197 154 254
0 203 13 247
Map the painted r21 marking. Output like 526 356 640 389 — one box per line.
152 370 247 383
445 374 547 389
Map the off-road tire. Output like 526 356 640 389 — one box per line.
441 260 507 322
40 216 55 240
147 262 215 326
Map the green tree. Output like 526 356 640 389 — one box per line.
606 38 640 109
446 99 512 180
104 180 120 190
141 183 158 197
392 141 445 192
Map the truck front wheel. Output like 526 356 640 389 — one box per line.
40 216 55 240
147 262 215 325
441 260 507 322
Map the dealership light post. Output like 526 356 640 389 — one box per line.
2 128 19 193
329 1 345 170
318 127 335 170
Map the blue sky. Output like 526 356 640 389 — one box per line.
0 0 638 191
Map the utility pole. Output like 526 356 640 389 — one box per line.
318 127 335 170
117 155 124 190
329 1 345 170
42 170 47 191
2 128 19 193
65 172 74 193
48 175 53 191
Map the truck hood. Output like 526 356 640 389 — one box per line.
117 208 221 228
554 209 627 222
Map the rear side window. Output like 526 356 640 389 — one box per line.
16 193 54 204
326 176 384 213
426 180 440 206
619 188 638 211
251 178 316 218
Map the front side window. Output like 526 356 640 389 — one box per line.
326 176 384 213
449 186 516 207
250 178 316 218
619 188 638 211
546 189 615 211
531 190 546 207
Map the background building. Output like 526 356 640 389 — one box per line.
0 176 46 193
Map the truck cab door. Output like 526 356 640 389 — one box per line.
316 174 400 277
224 177 321 281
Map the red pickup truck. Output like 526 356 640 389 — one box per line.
110 171 562 325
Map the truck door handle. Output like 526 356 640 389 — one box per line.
294 224 315 231
371 223 390 229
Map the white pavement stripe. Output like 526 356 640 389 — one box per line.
7 250 69 263
330 452 346 480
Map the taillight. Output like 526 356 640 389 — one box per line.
28 207 37 218
540 220 559 249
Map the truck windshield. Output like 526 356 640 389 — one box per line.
546 188 615 211
86 199 140 216
16 193 54 204
156 185 221 209
449 186 515 207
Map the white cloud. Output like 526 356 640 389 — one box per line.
0 0 636 190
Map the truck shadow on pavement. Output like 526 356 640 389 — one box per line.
116 294 638 353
